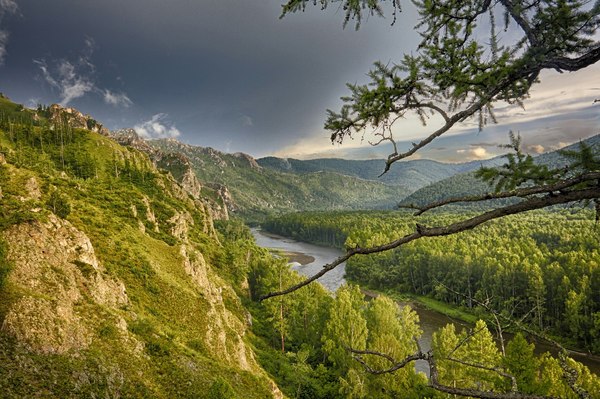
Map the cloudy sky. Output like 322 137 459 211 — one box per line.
0 0 598 162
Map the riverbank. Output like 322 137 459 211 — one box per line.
277 250 315 265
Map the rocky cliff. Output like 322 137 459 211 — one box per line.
111 129 230 220
46 103 111 136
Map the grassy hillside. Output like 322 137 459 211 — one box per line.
0 100 284 398
148 139 410 221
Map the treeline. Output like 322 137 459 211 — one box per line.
263 210 600 353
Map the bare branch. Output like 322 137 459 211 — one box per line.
445 356 518 392
349 347 425 374
349 347 557 399
429 357 556 399
438 282 592 399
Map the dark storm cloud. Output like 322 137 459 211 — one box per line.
0 0 419 156
0 0 18 64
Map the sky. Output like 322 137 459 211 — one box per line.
0 0 598 162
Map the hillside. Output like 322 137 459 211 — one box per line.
0 99 285 398
400 134 600 208
146 139 410 220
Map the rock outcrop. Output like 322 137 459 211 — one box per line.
1 214 128 354
180 244 254 371
46 104 111 136
110 129 230 220
110 128 160 156
233 152 261 170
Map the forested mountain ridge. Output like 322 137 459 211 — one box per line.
400 134 600 208
257 155 504 192
147 138 410 220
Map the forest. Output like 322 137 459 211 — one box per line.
243 214 600 398
263 209 600 355
2 98 598 397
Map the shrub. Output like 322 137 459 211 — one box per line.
46 190 71 218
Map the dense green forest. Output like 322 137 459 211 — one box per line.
264 210 600 354
229 219 600 398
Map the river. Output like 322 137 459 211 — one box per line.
250 228 600 375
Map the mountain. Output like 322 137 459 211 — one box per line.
257 156 504 192
146 139 411 221
110 128 230 220
400 134 600 207
0 98 285 398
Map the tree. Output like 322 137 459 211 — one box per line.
265 0 600 300
504 333 538 394
46 189 71 219
262 1 600 398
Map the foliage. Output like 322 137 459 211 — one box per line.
206 377 236 399
148 139 409 221
0 100 284 398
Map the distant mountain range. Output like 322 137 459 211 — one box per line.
144 139 411 220
400 134 600 207
257 156 504 192
109 129 598 220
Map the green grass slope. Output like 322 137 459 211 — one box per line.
0 100 283 398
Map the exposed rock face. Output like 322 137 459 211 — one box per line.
180 167 203 199
110 128 160 156
24 177 41 201
47 104 110 136
1 214 128 354
233 152 261 170
207 183 236 213
141 196 160 232
168 211 193 240
180 244 253 371
154 152 203 200
110 130 230 220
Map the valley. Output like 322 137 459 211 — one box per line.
0 98 598 398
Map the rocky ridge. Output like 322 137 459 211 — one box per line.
110 129 229 220
46 104 111 136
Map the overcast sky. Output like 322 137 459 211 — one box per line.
0 0 598 162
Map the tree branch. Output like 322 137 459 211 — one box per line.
260 186 600 300
348 347 557 399
399 171 600 215
349 347 425 374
